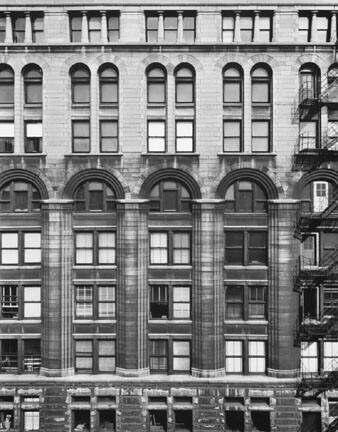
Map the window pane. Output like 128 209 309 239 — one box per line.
0 123 14 137
24 233 40 247
224 82 241 103
176 83 193 103
100 82 118 103
73 83 90 103
148 83 165 103
252 83 269 103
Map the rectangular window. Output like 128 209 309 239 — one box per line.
146 15 158 42
301 234 317 266
98 232 115 264
75 340 93 372
164 15 178 42
150 285 168 319
23 411 39 431
100 120 118 153
324 290 338 317
108 15 119 42
252 120 270 152
32 15 44 43
225 231 244 265
72 120 90 153
176 120 194 152
183 15 195 42
98 340 115 372
75 285 93 318
173 286 190 319
222 15 234 42
148 121 166 152
70 15 82 42
225 340 243 373
24 232 41 264
240 16 253 42
248 341 266 373
299 15 310 42
317 16 329 43
173 232 191 264
301 341 318 373
299 121 317 150
248 286 266 319
173 340 190 371
324 341 338 372
23 339 41 372
0 122 14 153
98 285 115 319
24 286 41 318
0 232 41 266
223 120 242 152
88 15 101 43
0 16 5 43
1 285 18 318
75 232 93 264
259 16 271 42
150 340 168 373
25 122 42 153
75 231 116 265
1 339 18 370
225 285 243 319
248 232 267 265
252 81 270 104
1 232 18 264
13 15 25 43
150 232 168 264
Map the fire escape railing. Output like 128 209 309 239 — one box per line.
297 359 338 398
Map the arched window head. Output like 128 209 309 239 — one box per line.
147 65 166 105
70 65 90 104
0 65 14 105
150 180 192 212
224 180 267 213
223 65 243 104
99 64 118 105
175 65 195 105
74 180 116 212
0 180 41 212
23 65 42 105
299 64 320 100
301 181 335 213
251 65 271 103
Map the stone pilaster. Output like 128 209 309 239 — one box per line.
116 199 149 376
267 199 300 378
40 199 74 377
191 200 225 377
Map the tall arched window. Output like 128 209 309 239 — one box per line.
224 180 267 212
70 64 90 104
149 180 192 212
98 64 118 105
0 65 14 105
175 65 195 105
223 65 243 104
0 180 41 212
147 65 166 105
23 65 42 105
251 66 271 104
74 180 116 212
299 64 320 101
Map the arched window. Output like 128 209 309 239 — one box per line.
23 65 42 105
223 65 243 104
147 65 166 104
74 180 116 212
99 65 118 105
175 65 195 104
251 66 271 104
301 181 335 213
328 64 338 84
149 180 192 212
0 180 41 212
0 65 14 105
70 65 90 104
299 64 320 100
224 181 267 212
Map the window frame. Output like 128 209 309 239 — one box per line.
73 180 116 212
147 66 167 106
147 120 166 153
149 284 191 320
224 229 268 266
23 66 43 106
223 66 243 104
72 119 91 153
24 121 43 153
0 65 14 105
149 338 191 374
175 67 195 105
99 66 118 106
146 14 159 42
74 230 116 266
149 230 191 266
0 231 41 266
223 120 242 152
251 119 271 153
70 14 82 42
107 13 120 42
0 180 41 213
225 284 267 321
224 180 267 213
149 179 192 213
70 66 90 105
0 121 14 153
222 14 235 42
99 119 119 153
32 15 44 43
74 339 117 374
74 283 116 320
175 120 194 153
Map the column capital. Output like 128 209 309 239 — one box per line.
81 10 87 16
311 10 318 15
254 10 260 16
177 11 184 16
235 11 241 16
24 11 31 17
158 10 164 16
100 10 107 16
4 11 11 17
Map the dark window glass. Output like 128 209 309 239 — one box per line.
72 120 90 153
149 180 191 212
146 15 158 42
100 120 118 152
1 340 18 370
0 17 5 43
107 15 119 42
24 66 42 105
248 232 267 265
150 285 168 319
0 66 14 104
251 67 270 103
13 16 25 43
74 181 116 212
225 231 244 265
70 15 82 42
0 181 40 212
71 66 90 104
150 340 168 373
175 66 194 104
147 66 166 104
225 181 267 213
99 66 118 104
225 285 243 319
32 15 44 43
223 66 242 103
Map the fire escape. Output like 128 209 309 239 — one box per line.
293 72 338 171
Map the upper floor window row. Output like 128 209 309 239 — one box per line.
222 11 273 43
70 12 119 43
299 12 337 43
0 12 43 44
146 12 196 43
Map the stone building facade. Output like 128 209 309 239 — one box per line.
0 0 337 431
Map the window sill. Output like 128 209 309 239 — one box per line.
218 152 276 156
24 103 42 109
73 319 117 323
65 153 122 157
71 103 90 108
73 265 117 269
224 265 268 269
142 152 199 157
0 153 46 157
0 319 41 323
149 319 192 323
0 103 14 109
0 265 41 269
224 319 268 325
99 103 118 108
149 265 192 269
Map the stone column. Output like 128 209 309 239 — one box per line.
330 12 337 44
271 11 277 43
24 12 32 43
234 12 241 43
100 11 108 43
81 11 89 43
116 200 149 376
177 11 184 43
40 200 74 377
311 11 318 43
191 200 225 377
158 11 164 42
5 12 13 44
253 11 260 42
267 199 300 378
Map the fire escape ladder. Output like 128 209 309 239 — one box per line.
325 417 338 432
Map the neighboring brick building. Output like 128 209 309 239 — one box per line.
0 0 337 431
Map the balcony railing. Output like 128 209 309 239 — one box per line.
297 359 338 397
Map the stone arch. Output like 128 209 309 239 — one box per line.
0 169 49 199
293 169 338 198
